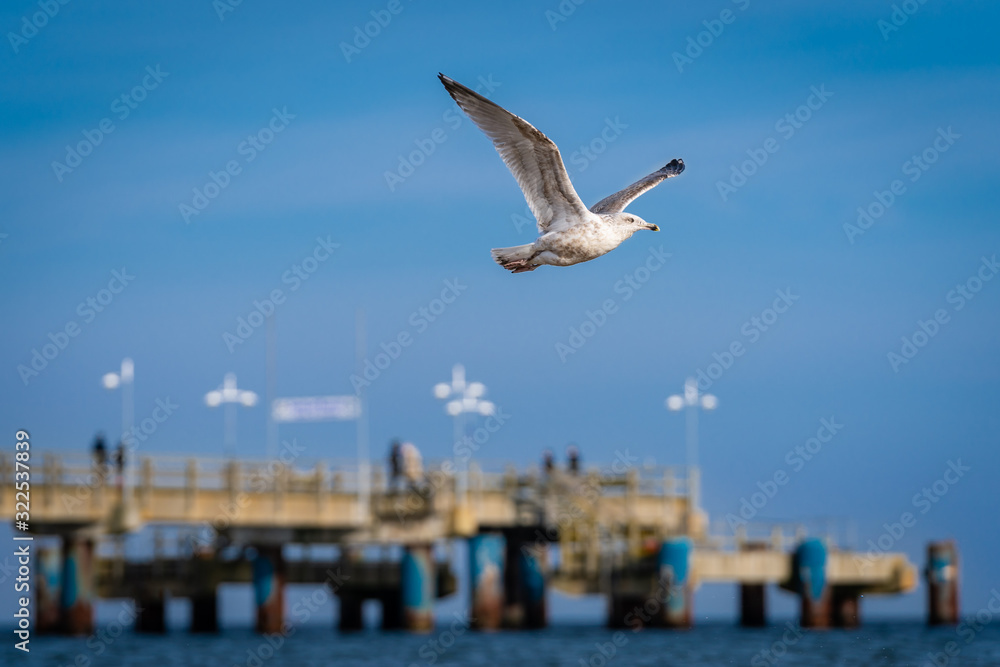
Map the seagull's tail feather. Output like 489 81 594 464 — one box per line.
491 244 539 273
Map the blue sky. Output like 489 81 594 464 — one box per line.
1 0 999 624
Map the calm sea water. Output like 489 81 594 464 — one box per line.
3 622 1000 667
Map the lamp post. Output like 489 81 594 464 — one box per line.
433 364 495 497
102 358 135 491
205 372 258 457
666 377 717 511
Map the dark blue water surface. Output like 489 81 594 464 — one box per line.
3 621 1000 666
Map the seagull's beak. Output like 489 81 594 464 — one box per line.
646 223 660 232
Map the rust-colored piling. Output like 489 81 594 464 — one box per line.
35 546 62 634
252 545 285 634
401 544 435 632
469 533 505 630
794 538 830 629
660 538 693 628
59 535 95 636
831 586 860 628
926 541 959 626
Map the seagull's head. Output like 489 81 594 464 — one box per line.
621 213 659 233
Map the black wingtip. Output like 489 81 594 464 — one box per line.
662 158 685 174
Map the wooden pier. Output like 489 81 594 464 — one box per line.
1 450 929 635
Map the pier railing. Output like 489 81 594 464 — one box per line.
0 450 699 539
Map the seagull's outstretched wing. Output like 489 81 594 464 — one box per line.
439 73 591 233
589 159 685 214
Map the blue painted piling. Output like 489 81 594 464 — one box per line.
252 545 285 634
659 538 692 628
794 538 829 628
59 536 94 635
520 545 547 628
401 544 435 631
36 546 62 634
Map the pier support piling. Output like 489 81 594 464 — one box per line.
190 553 219 633
35 546 62 634
252 545 285 634
380 592 404 630
607 592 649 629
794 538 829 628
831 586 860 628
338 594 364 631
136 586 167 633
469 533 505 630
503 531 547 629
926 541 959 626
59 535 95 636
659 538 693 628
190 590 218 633
740 583 767 627
401 544 435 632
739 542 767 628
520 543 547 629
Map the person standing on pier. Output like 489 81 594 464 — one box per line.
401 441 424 492
567 444 580 475
114 441 125 489
389 439 403 490
543 449 555 476
92 432 108 480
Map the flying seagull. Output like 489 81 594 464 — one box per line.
439 73 685 273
